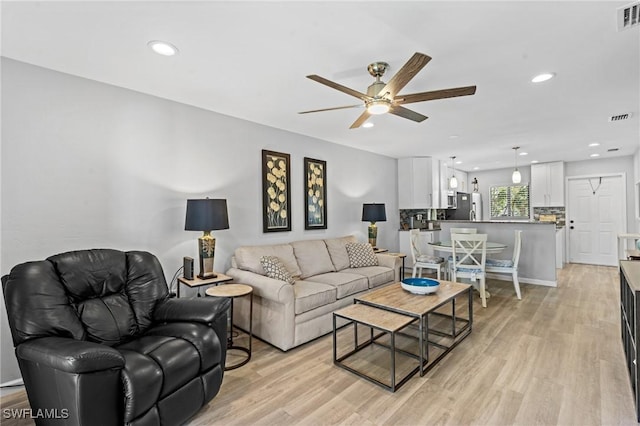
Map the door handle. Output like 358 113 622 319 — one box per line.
570 220 574 223
570 226 574 229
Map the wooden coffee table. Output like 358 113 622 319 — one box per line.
355 280 472 376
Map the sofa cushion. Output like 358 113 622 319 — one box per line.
343 266 395 289
324 235 358 271
293 280 337 314
260 256 295 284
345 242 379 268
291 240 335 279
235 244 302 277
304 272 369 299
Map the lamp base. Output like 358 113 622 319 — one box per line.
197 232 217 279
368 223 378 247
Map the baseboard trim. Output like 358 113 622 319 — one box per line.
486 273 557 288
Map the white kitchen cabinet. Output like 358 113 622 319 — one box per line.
398 157 441 209
531 161 565 207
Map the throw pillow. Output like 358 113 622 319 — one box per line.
260 256 296 284
345 242 379 268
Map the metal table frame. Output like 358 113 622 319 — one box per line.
355 284 473 377
333 305 420 392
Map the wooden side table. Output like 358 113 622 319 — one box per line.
176 273 233 298
205 284 253 370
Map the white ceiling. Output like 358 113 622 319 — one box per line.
2 1 639 172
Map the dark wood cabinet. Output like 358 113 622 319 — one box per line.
620 260 640 421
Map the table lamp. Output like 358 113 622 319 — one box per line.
362 203 386 247
185 198 229 279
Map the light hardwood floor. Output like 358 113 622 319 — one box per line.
1 263 637 425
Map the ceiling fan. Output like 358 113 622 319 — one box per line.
299 52 476 129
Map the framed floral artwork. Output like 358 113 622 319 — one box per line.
304 157 327 230
262 150 291 232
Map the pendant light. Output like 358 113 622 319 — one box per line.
449 156 458 189
512 147 522 184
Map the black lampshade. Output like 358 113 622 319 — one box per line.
362 203 387 222
185 199 229 231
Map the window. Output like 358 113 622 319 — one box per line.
490 184 530 219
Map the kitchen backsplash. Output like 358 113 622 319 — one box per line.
399 209 446 229
533 206 566 228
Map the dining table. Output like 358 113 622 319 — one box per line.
428 240 508 254
427 240 508 300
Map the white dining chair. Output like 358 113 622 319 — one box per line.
409 229 445 280
486 230 522 299
451 233 488 307
446 227 478 277
450 227 477 234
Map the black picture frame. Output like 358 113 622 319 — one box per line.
304 157 327 230
262 150 291 232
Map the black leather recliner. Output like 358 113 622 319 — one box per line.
2 249 230 426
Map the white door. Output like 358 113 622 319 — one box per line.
567 175 625 266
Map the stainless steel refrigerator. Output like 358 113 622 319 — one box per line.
446 192 482 221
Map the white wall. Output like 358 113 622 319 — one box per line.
634 148 640 232
0 58 399 382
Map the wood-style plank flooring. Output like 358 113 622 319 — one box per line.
1 263 637 425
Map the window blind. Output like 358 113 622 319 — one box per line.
490 184 530 219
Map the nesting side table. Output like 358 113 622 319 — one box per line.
176 273 232 298
205 283 253 370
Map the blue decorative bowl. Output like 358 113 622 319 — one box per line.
401 277 440 295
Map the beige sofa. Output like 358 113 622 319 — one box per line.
226 235 401 351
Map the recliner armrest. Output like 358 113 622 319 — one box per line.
17 337 125 374
153 297 231 324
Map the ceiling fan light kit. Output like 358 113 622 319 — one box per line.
299 52 477 129
366 99 391 115
512 147 522 184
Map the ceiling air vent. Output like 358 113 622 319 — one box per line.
609 112 633 122
608 148 620 152
618 1 640 31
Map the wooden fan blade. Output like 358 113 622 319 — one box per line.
349 110 372 129
306 75 370 100
394 86 477 105
388 105 428 122
298 104 363 114
376 52 432 97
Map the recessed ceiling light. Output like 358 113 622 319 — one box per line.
530 160 539 164
449 135 459 139
147 40 179 56
455 161 463 165
362 122 374 128
531 72 555 83
519 152 528 156
473 167 480 170
588 142 600 147
590 153 600 158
